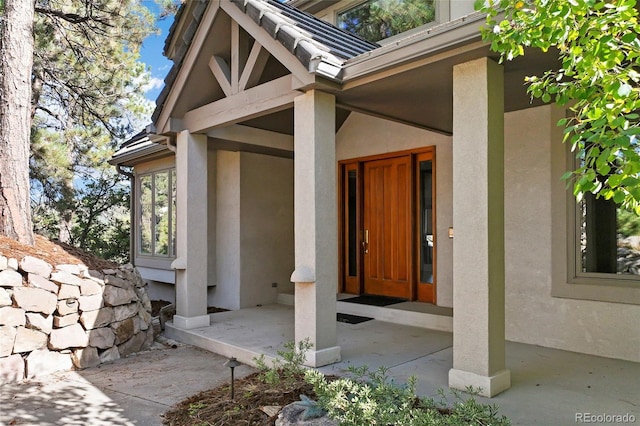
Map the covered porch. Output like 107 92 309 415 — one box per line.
165 303 640 425
155 0 578 399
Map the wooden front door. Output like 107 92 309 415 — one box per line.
362 156 412 298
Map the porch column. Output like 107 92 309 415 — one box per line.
172 130 211 329
291 90 341 367
449 57 510 397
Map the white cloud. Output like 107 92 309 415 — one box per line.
142 77 164 93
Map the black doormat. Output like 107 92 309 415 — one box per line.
337 313 374 324
340 295 407 307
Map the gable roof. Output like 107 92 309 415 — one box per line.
151 0 379 124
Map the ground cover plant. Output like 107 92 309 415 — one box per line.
163 340 510 425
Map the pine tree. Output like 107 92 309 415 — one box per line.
31 0 155 244
0 0 157 248
0 0 36 245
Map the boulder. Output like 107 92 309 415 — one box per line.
0 288 12 306
50 271 84 287
72 347 100 369
78 293 103 312
0 354 25 384
80 278 102 296
103 285 137 306
48 323 89 350
19 256 52 278
56 298 79 316
13 287 57 315
113 303 139 322
102 268 118 275
0 269 23 287
28 274 59 293
0 326 17 357
140 291 152 313
87 327 115 349
81 307 114 329
0 255 7 270
25 313 53 334
88 270 104 280
275 401 337 426
58 283 81 300
138 309 152 331
0 306 26 327
26 349 73 378
99 346 120 363
53 313 80 328
7 258 18 271
55 264 82 275
13 327 48 353
104 275 129 289
117 330 146 357
111 318 135 344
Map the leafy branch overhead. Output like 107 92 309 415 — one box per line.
476 0 640 213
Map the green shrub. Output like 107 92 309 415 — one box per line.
305 366 510 426
254 338 313 386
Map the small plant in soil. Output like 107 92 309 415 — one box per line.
163 340 511 425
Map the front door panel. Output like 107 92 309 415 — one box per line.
363 156 411 298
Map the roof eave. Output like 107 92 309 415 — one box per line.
109 143 171 167
342 12 487 81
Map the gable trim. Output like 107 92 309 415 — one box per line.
156 0 221 134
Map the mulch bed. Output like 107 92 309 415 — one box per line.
162 372 315 425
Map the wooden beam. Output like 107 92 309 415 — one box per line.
207 124 293 151
231 21 240 94
208 56 233 97
183 75 299 133
238 40 270 91
220 0 315 87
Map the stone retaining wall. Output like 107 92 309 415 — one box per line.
0 255 153 383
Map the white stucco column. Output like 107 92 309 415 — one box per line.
449 57 510 397
172 130 211 329
291 90 341 367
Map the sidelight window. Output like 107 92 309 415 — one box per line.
138 168 177 257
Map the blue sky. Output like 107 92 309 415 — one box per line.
140 2 175 103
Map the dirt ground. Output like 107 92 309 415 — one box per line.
162 372 315 426
0 234 118 270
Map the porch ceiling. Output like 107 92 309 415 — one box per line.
238 45 560 136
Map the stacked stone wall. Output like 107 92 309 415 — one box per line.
0 255 153 383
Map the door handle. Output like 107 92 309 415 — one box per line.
362 229 369 254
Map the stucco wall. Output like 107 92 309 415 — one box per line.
336 112 454 307
212 151 242 309
240 152 295 307
212 150 294 310
504 105 640 362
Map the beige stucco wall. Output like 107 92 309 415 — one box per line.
336 112 454 307
212 150 294 309
240 152 295 307
212 151 242 309
504 105 640 362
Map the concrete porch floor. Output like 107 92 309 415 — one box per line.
165 304 640 425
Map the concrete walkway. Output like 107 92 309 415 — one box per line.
3 314 640 425
0 342 255 426
167 304 640 426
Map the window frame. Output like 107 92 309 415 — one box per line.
551 140 640 305
333 0 446 44
136 167 177 260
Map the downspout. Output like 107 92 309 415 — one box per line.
116 164 135 265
